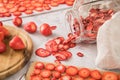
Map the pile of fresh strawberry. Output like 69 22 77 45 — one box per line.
30 61 120 80
0 0 74 17
0 22 25 53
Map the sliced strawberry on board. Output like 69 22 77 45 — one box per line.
66 66 78 76
9 36 25 50
35 48 51 57
12 16 22 27
90 70 102 80
102 72 118 80
0 41 6 53
35 62 44 70
30 75 41 80
45 63 55 71
40 70 51 78
55 64 66 73
52 71 61 79
78 68 90 78
32 69 41 75
24 22 37 33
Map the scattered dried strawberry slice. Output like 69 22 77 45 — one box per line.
18 6 26 12
66 66 78 76
55 64 66 73
35 48 51 57
54 53 67 61
12 16 22 27
40 70 51 78
0 7 8 14
45 63 55 71
0 41 6 53
24 22 37 33
90 70 102 80
78 68 90 78
3 12 11 17
32 69 41 75
77 52 84 57
102 72 118 80
45 40 58 52
65 0 74 6
24 9 33 14
35 62 44 70
13 11 22 16
73 77 84 80
60 75 72 80
9 36 25 50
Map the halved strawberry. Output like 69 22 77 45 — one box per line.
45 63 55 71
55 64 66 73
78 68 90 78
52 71 61 79
35 62 44 70
0 32 4 41
9 36 25 50
90 70 102 80
35 48 51 57
0 41 6 53
40 70 51 78
45 40 58 52
12 16 22 27
102 72 118 80
24 22 37 33
66 66 78 76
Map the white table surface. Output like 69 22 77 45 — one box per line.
1 6 98 80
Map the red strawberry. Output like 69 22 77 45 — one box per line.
9 36 25 50
12 16 22 27
78 68 90 78
35 62 44 70
24 22 37 33
0 21 3 26
66 66 78 76
90 70 102 80
55 64 66 73
35 48 51 57
0 26 9 36
0 32 4 41
45 63 55 71
40 70 51 78
52 71 61 79
0 41 6 53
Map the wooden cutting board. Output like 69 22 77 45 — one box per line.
0 25 33 80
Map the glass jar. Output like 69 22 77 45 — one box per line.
65 0 120 43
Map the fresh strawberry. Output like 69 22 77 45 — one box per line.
0 32 4 41
78 68 90 78
0 41 6 53
24 22 37 33
9 36 25 50
0 26 9 36
102 72 118 80
90 70 102 80
55 64 66 73
40 70 51 78
35 48 51 57
52 71 61 79
66 66 78 76
12 16 22 27
30 75 41 80
45 63 55 71
45 40 58 52
60 75 72 80
0 21 3 26
35 62 44 70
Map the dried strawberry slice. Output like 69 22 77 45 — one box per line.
32 69 41 75
54 53 67 61
30 75 41 80
66 66 78 76
18 6 27 12
52 71 61 79
35 62 44 70
24 9 33 14
45 40 58 52
35 48 51 57
60 75 72 80
55 64 66 73
0 7 8 14
12 16 22 27
45 63 55 71
77 52 84 57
